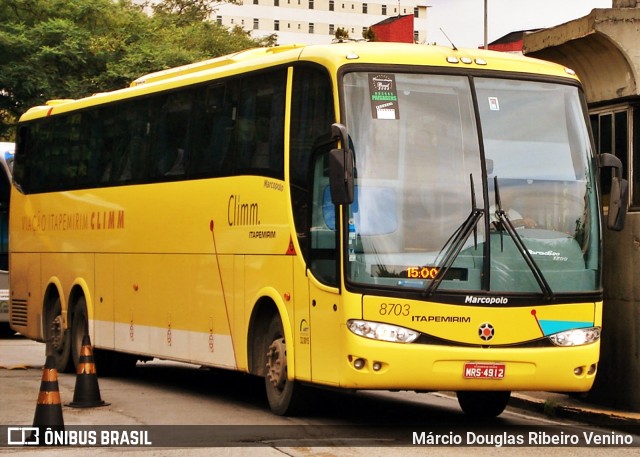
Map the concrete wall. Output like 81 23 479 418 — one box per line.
524 7 640 411
524 9 640 104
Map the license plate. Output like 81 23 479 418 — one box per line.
463 363 505 379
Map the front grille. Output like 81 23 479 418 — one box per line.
10 298 28 327
414 332 554 348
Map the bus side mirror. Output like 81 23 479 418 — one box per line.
599 153 628 231
328 123 354 205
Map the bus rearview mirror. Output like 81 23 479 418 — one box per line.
329 123 354 205
599 153 628 231
608 177 628 231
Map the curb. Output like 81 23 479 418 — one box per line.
510 393 640 431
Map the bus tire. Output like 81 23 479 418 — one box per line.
264 315 307 416
456 391 511 418
70 296 89 371
45 297 73 373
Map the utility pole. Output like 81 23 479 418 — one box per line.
484 0 488 49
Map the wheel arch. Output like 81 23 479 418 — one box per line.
68 278 92 334
42 277 65 332
247 288 295 379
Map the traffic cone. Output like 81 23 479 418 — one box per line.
31 355 64 437
68 335 108 408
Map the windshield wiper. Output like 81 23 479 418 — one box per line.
493 176 554 301
424 174 483 297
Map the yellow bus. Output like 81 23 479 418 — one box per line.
0 142 14 330
9 42 627 418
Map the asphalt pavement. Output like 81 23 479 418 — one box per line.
2 331 639 432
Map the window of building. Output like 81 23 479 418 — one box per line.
309 0 314 9
309 23 315 33
253 0 258 4
414 7 419 18
363 3 367 13
274 19 280 31
216 16 222 25
253 18 259 30
275 0 279 5
590 108 633 207
329 24 335 35
382 4 387 14
329 0 334 11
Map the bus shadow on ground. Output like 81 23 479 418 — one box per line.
117 361 502 428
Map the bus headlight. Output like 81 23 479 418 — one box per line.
347 319 419 343
548 327 601 347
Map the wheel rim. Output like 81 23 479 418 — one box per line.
50 314 64 352
266 337 287 391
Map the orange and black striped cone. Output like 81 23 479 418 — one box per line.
31 355 64 434
68 335 108 408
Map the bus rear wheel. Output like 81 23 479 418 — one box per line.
456 391 511 418
70 297 89 371
264 316 307 416
45 297 73 373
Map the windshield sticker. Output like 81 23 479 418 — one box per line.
348 218 357 261
369 73 399 120
488 97 500 111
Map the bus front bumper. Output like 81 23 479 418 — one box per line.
334 332 599 393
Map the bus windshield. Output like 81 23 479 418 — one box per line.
342 72 599 296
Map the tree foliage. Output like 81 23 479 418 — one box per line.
0 0 268 140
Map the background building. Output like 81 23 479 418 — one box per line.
524 0 640 412
486 29 540 53
215 0 429 44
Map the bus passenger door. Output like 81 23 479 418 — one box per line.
308 272 341 385
307 154 342 385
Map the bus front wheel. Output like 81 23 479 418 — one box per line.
264 316 307 416
456 391 511 418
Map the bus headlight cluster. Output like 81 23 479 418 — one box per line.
549 327 601 347
347 319 419 343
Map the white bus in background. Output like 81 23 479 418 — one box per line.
0 142 14 331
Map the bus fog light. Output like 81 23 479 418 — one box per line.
549 327 600 347
574 366 584 376
353 358 366 370
372 361 382 372
587 364 597 375
347 319 419 343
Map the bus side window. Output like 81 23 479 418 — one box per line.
152 92 191 179
289 64 335 264
309 151 338 286
233 70 286 179
102 102 152 184
190 83 235 177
